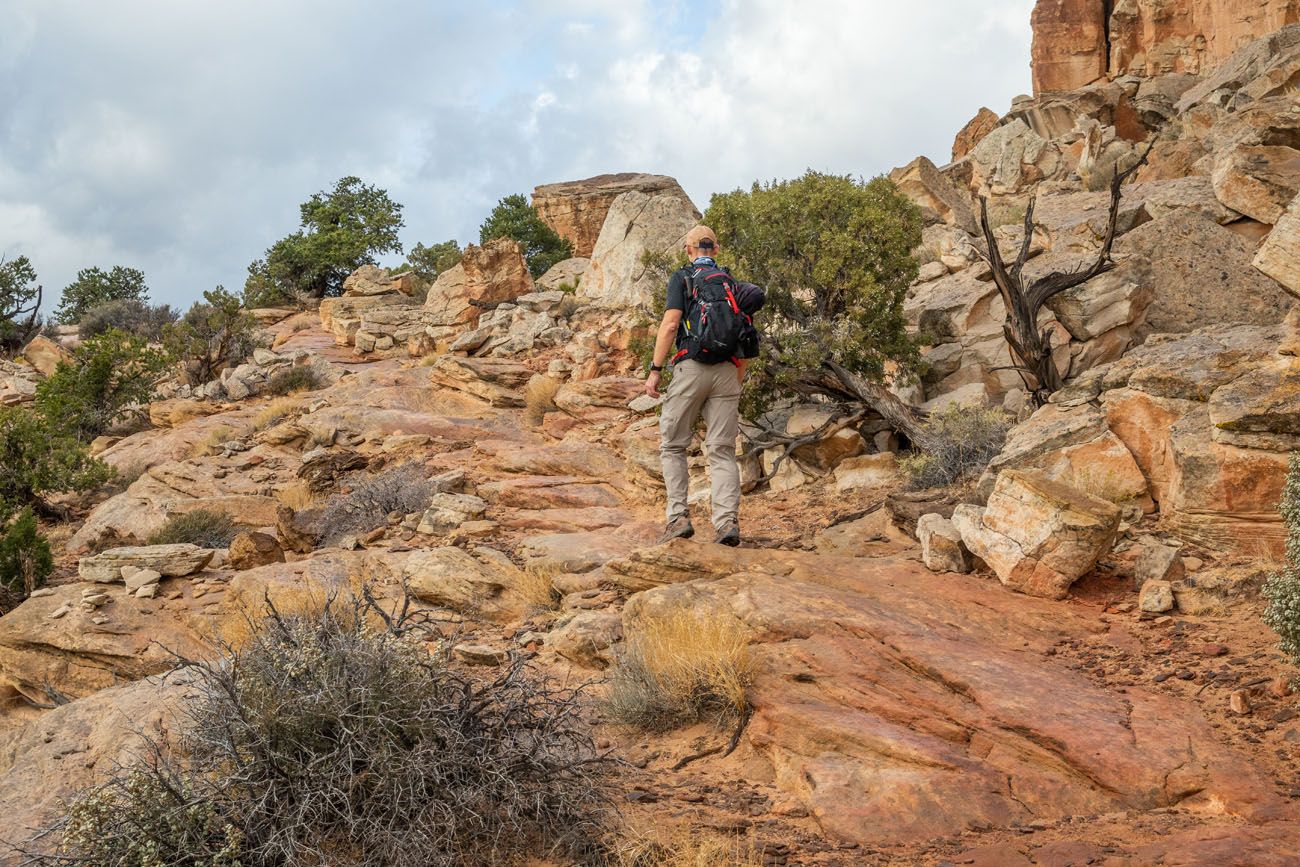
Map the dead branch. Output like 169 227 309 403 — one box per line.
745 409 867 488
976 144 1152 407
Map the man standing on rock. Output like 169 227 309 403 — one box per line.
645 225 749 547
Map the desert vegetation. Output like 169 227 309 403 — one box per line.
164 287 261 385
53 265 150 325
147 509 240 548
1264 457 1300 672
898 403 1012 490
480 193 574 278
0 255 43 354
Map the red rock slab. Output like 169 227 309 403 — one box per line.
621 546 1288 845
479 475 624 510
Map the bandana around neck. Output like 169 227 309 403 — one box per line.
692 256 717 267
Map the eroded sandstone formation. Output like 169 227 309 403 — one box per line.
532 173 690 258
1032 0 1300 93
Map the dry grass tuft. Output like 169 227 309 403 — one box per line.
190 424 238 459
605 606 752 731
251 397 302 432
524 374 562 426
614 826 765 867
278 478 317 511
513 561 561 613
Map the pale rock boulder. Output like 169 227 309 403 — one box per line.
1133 537 1186 587
917 513 971 574
1139 579 1176 614
78 544 215 583
547 610 623 669
417 492 489 535
969 119 1060 196
889 156 978 234
403 546 519 618
536 257 589 291
1044 266 1152 342
532 173 688 258
833 453 899 491
0 359 41 406
952 470 1120 599
424 238 534 328
342 264 415 297
318 293 414 346
1254 194 1300 297
427 355 530 407
20 335 71 376
580 186 701 306
1211 145 1300 224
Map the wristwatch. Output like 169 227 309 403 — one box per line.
649 363 663 372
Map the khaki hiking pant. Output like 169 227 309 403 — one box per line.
659 359 742 531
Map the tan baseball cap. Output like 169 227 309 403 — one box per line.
684 225 718 249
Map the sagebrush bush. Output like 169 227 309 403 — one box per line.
148 509 239 548
250 397 301 432
605 606 752 732
313 462 434 544
1264 456 1300 671
77 298 178 341
615 827 764 867
899 402 1011 490
264 364 323 395
0 508 53 606
38 595 611 866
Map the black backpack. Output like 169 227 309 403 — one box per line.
674 265 763 365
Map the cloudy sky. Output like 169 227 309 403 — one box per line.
1 0 1035 310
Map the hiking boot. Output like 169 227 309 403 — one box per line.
657 516 695 545
715 523 740 547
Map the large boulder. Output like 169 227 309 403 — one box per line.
20 335 71 377
535 256 589 292
426 355 530 407
952 107 1001 161
1254 193 1300 297
423 238 534 330
342 264 415 297
532 173 688 258
78 544 214 583
1211 145 1300 224
969 118 1060 196
889 156 978 234
579 186 701 306
1113 209 1294 333
402 547 521 619
952 470 1120 599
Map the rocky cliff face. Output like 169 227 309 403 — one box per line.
532 173 689 259
1032 0 1300 93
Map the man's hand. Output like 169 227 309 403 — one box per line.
645 369 662 399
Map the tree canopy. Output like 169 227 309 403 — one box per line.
0 255 42 354
54 266 149 324
704 171 922 417
403 240 463 283
245 176 405 303
479 194 573 279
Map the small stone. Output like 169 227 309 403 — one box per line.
1268 675 1294 699
135 583 159 599
90 615 109 625
124 569 162 591
80 593 110 607
452 644 509 666
28 587 54 598
48 604 71 619
1139 579 1175 614
1229 690 1253 716
628 394 661 413
917 513 971 574
1182 556 1204 572
1133 539 1184 588
1199 643 1229 657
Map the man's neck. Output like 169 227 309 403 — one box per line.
692 255 716 267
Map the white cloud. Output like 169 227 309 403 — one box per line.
0 0 1033 310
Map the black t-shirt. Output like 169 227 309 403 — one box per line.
665 267 691 348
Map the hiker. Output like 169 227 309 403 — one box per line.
645 225 761 547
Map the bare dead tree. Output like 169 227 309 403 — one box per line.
976 146 1151 407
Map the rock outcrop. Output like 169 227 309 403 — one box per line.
532 173 689 258
579 185 701 307
1031 0 1300 94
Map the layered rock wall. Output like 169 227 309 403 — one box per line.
1032 0 1300 93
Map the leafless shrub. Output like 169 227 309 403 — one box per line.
28 592 614 866
312 462 433 544
614 826 765 867
898 403 1011 490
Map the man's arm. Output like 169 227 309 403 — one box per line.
644 308 683 398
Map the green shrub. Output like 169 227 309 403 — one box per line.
54 265 149 325
35 329 170 440
164 287 262 385
0 406 113 519
705 171 922 417
77 298 178 341
479 193 573 278
148 509 239 548
0 508 53 602
898 403 1011 490
264 364 323 395
1 255 42 355
244 176 405 302
38 595 611 866
404 239 462 282
1264 456 1300 671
